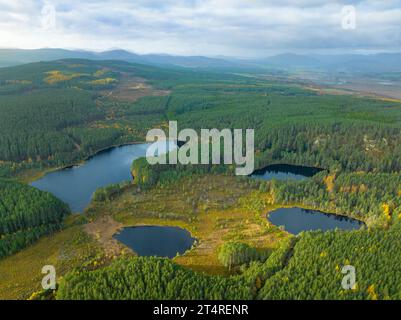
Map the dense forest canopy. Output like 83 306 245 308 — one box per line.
57 256 252 300
56 222 401 300
1 58 401 178
0 60 169 177
258 222 401 300
0 180 70 258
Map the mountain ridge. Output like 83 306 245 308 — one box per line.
1 48 401 73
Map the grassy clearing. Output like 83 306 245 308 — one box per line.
102 75 169 102
0 225 100 300
87 175 289 275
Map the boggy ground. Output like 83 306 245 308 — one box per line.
86 175 288 275
0 174 286 299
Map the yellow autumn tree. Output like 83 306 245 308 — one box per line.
367 284 378 300
323 174 336 193
382 203 392 221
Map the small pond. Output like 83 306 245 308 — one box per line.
113 226 196 258
251 164 323 181
268 207 364 235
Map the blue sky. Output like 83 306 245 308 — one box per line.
0 0 400 57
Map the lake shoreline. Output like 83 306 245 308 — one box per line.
266 206 366 235
26 137 181 184
252 163 325 177
113 225 197 258
29 140 178 212
24 140 145 184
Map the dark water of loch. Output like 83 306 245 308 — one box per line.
114 226 196 258
268 207 364 235
251 164 323 181
31 141 176 212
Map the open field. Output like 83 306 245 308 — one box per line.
101 74 169 102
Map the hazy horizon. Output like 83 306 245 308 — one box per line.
1 1 400 58
1 47 401 60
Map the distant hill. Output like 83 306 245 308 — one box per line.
0 48 243 70
0 49 93 67
1 48 400 73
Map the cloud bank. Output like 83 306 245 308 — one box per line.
0 0 400 57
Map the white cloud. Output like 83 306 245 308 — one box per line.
0 0 400 56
